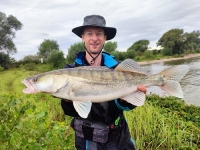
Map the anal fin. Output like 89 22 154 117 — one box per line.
160 80 184 98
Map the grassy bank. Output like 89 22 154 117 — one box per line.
0 67 199 149
126 95 200 149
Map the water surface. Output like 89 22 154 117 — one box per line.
142 57 200 106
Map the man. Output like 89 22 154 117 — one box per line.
61 15 146 150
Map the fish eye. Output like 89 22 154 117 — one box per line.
32 78 37 82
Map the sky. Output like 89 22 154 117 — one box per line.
1 0 200 60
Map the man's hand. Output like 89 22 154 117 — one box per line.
137 84 147 94
119 84 147 101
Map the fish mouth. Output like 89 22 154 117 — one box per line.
22 79 38 94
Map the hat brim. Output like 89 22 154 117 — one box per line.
72 25 116 40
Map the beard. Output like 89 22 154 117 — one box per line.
84 42 104 55
89 51 101 55
86 47 103 55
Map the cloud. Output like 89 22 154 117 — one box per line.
1 0 200 60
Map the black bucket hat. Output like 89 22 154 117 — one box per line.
72 15 117 40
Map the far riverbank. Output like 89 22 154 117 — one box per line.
137 53 200 65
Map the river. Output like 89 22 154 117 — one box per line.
142 57 200 106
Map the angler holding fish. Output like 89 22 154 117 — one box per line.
22 15 189 150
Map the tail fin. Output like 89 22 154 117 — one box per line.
159 65 189 98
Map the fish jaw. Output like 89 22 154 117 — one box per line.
22 79 40 94
22 73 69 95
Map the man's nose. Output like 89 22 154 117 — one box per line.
91 34 98 40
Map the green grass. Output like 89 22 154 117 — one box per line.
125 99 200 149
0 64 52 94
0 94 75 150
0 67 199 149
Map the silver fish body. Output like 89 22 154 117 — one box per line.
22 59 189 118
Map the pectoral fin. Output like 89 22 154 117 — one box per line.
73 101 92 118
122 91 146 106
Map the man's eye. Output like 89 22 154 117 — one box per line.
97 33 103 36
87 32 92 36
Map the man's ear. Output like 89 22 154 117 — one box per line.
81 34 85 42
104 35 107 41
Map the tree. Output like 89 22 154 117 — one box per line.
104 41 117 53
128 39 149 53
66 42 85 63
157 29 200 55
0 52 11 69
37 39 59 58
157 29 184 55
193 30 200 45
0 11 23 54
182 30 200 53
47 50 66 68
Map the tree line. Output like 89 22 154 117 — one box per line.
1 11 200 70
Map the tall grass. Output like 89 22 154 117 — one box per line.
125 101 200 149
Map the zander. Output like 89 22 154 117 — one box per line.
22 59 189 118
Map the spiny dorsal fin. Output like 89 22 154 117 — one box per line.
115 59 149 75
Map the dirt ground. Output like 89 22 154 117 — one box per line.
137 53 200 65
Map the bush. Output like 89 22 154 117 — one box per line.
47 50 66 69
126 50 135 59
0 65 4 71
66 42 85 63
143 50 155 60
152 50 158 55
195 48 200 53
135 56 141 61
0 52 10 69
161 48 173 56
24 63 36 71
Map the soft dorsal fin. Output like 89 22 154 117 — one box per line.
114 59 149 75
159 65 189 82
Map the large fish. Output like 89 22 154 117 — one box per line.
22 59 189 118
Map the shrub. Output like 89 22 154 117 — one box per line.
0 65 4 71
24 63 36 71
47 50 66 69
195 48 200 53
161 48 173 56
